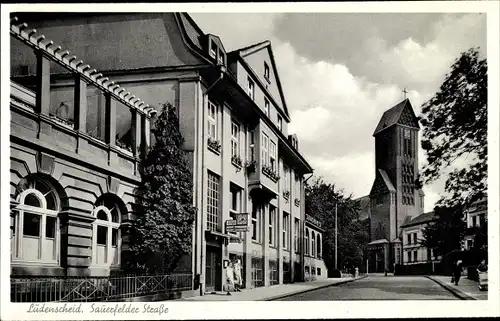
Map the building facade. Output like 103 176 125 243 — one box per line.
365 99 425 272
10 13 314 293
464 198 487 250
304 215 328 281
400 212 437 265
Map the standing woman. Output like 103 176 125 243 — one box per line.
454 259 463 286
234 259 242 292
226 262 235 295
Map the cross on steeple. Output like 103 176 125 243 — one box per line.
402 87 408 100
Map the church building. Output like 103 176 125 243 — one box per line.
366 98 425 273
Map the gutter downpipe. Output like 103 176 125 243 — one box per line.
199 65 226 296
301 172 314 282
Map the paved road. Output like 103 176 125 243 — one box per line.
276 275 459 300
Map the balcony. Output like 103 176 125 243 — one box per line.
9 17 156 179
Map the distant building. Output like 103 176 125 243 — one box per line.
400 211 437 265
464 198 487 250
364 99 425 272
304 214 328 280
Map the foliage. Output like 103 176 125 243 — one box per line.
126 102 195 274
419 48 487 260
419 47 487 208
305 177 369 273
422 204 466 257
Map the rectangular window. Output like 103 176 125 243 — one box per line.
283 165 289 193
261 133 269 167
278 115 283 131
317 267 321 276
294 218 300 253
376 195 384 205
230 183 241 213
23 213 41 237
295 175 300 201
413 250 418 262
466 239 473 249
247 77 255 100
210 39 217 58
249 130 255 161
269 206 276 246
97 226 107 245
407 251 412 262
218 48 224 65
407 234 411 245
231 120 240 158
45 216 56 239
269 141 277 171
112 229 118 246
403 129 412 157
264 62 270 80
264 98 270 116
283 212 289 250
413 233 418 245
207 172 220 232
207 100 218 140
252 206 260 242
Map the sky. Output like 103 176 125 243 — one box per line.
190 12 487 212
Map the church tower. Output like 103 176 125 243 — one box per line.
367 98 424 272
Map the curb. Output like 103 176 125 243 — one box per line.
425 276 476 300
264 275 368 301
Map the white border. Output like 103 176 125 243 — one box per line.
1 1 499 320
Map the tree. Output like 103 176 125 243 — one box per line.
422 204 466 257
420 48 487 259
419 47 487 208
126 102 195 274
305 177 368 274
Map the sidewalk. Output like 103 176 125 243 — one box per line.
179 275 367 301
426 275 488 300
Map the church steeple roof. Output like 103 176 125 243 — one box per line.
373 98 420 136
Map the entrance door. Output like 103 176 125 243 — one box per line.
205 246 222 292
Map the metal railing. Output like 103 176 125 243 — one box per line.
11 273 192 302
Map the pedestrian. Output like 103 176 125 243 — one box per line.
233 259 242 292
476 259 488 291
453 259 463 286
226 262 234 295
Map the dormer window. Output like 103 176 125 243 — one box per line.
278 115 283 131
218 48 225 65
210 39 217 58
264 98 270 116
264 62 270 82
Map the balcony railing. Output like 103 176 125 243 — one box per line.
11 273 192 302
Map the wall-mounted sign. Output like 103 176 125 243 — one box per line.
234 213 249 226
226 225 250 233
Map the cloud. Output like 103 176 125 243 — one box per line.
189 12 486 213
188 13 283 51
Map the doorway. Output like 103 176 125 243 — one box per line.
205 246 222 292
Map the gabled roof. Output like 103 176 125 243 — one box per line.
373 98 420 136
178 13 205 50
379 169 396 192
369 169 396 197
401 211 436 228
229 40 291 121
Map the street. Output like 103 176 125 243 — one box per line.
276 275 459 300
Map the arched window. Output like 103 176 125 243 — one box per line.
12 176 60 264
92 195 122 267
317 234 321 258
311 231 316 257
305 229 309 255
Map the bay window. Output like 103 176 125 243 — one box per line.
207 100 218 140
261 133 269 167
231 120 240 158
269 141 277 171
